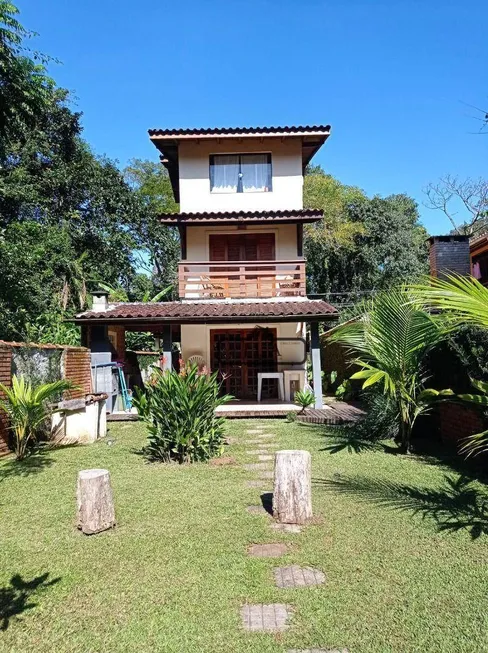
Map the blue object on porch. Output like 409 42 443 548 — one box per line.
116 364 132 411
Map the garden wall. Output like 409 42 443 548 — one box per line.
0 341 92 455
437 402 485 448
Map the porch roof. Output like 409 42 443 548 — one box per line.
73 298 338 326
159 208 323 226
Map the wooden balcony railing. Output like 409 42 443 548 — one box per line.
178 260 306 299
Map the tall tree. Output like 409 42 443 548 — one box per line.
124 158 180 295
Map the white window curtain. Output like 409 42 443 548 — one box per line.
211 155 239 193
241 154 270 192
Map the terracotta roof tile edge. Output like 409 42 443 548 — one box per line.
148 124 331 137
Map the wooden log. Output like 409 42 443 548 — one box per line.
273 450 312 525
77 469 115 535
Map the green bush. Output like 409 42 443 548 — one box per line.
133 366 233 463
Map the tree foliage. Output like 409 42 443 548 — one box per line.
0 2 177 343
303 167 428 297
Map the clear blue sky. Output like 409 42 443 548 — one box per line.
22 0 487 233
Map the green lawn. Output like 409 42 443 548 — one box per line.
0 419 487 652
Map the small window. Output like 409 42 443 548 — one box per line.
210 153 272 193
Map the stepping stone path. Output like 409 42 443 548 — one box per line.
240 603 293 632
270 523 302 534
248 543 288 557
246 505 269 516
274 565 326 588
240 422 328 646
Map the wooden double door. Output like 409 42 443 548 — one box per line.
210 328 278 399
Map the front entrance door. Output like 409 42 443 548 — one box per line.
210 328 278 399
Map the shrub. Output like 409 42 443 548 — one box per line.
133 366 233 463
286 411 297 423
0 375 73 460
295 389 315 413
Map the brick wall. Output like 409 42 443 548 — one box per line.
429 235 470 278
63 348 92 399
438 402 484 448
0 347 12 454
0 341 92 455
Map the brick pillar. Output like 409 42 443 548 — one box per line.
429 235 470 278
0 346 12 455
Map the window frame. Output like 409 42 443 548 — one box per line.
209 153 272 194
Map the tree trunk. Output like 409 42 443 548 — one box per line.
273 450 313 525
77 469 116 535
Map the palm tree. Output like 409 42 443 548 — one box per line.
0 375 73 460
329 289 444 452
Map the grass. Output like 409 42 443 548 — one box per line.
0 420 487 652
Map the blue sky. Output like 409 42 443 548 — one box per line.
21 0 487 233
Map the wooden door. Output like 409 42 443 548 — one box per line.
211 328 277 399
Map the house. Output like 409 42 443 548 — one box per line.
74 125 338 410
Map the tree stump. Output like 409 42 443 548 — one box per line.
273 450 312 525
77 469 116 535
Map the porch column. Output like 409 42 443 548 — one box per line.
162 324 172 372
310 321 323 409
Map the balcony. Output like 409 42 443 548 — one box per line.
178 260 306 299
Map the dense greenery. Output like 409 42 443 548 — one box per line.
303 167 429 298
0 374 72 459
133 366 233 463
413 274 488 456
0 2 178 343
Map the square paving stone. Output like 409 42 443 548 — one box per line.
246 449 272 455
255 433 276 439
246 480 270 489
287 649 349 653
246 429 264 434
270 523 302 534
274 565 326 588
243 439 265 445
240 603 293 632
248 543 288 557
259 471 274 479
246 505 270 515
258 454 274 461
244 463 272 471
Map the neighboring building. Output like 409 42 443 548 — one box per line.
470 233 488 284
74 125 338 409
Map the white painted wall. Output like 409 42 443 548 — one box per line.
185 224 298 261
180 322 306 374
178 138 303 212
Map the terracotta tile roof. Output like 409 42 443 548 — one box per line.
148 125 331 138
74 299 337 324
159 208 323 225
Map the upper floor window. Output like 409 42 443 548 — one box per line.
210 154 272 193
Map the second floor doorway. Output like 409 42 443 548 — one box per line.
209 233 275 262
